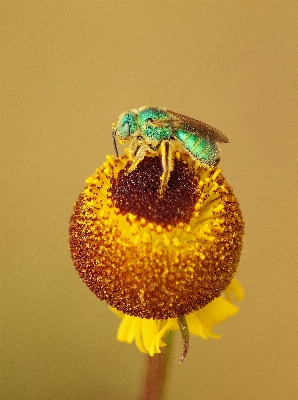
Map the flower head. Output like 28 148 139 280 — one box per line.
69 150 244 357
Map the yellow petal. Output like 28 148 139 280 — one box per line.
141 319 160 354
185 312 210 339
198 297 239 337
150 319 176 355
225 278 245 302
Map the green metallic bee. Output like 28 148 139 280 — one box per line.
112 106 229 195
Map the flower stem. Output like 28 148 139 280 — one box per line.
141 331 173 400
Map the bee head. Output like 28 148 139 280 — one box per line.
116 110 138 140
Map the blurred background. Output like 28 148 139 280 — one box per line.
1 1 297 399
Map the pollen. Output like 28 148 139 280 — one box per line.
69 152 244 319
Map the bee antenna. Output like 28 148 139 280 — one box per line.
112 124 119 158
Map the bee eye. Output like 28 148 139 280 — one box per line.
121 121 130 137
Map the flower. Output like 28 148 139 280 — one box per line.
69 150 244 357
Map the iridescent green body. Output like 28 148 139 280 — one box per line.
113 106 229 194
175 129 219 165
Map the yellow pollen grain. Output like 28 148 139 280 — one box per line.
140 218 147 227
194 202 201 211
148 223 154 230
156 225 163 233
184 225 192 233
128 213 137 222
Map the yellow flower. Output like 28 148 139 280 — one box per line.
69 150 244 357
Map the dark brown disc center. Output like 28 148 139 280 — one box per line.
109 156 199 227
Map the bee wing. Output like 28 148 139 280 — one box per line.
166 109 229 143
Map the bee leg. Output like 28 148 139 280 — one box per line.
159 140 173 196
126 158 141 174
126 139 148 174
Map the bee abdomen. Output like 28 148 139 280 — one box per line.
175 130 219 167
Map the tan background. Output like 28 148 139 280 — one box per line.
2 1 297 399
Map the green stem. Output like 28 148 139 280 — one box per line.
141 331 173 400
